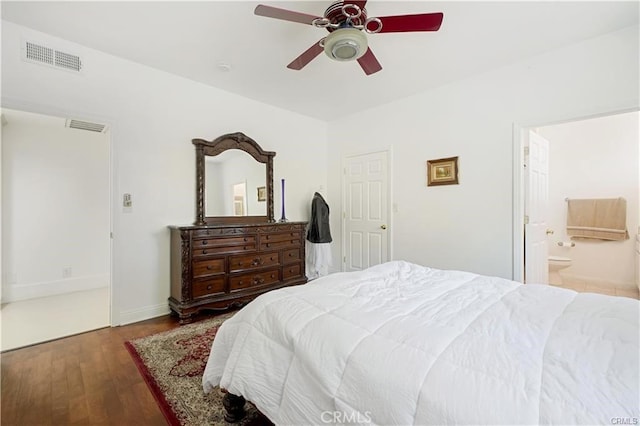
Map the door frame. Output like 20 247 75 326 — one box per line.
512 107 638 283
341 147 393 272
2 96 117 325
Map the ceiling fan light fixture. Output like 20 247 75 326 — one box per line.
323 28 367 62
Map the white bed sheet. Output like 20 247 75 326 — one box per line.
203 261 639 425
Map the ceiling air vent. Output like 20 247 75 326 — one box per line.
65 119 107 133
23 41 82 72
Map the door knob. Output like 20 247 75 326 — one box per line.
380 225 387 230
546 229 554 235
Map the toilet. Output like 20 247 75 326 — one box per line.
548 256 572 285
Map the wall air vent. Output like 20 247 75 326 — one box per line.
65 119 107 133
23 41 82 72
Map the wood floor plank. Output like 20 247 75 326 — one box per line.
51 357 71 425
68 395 90 424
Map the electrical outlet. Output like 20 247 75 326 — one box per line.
63 267 72 278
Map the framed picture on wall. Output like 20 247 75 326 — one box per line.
427 156 459 186
257 186 266 202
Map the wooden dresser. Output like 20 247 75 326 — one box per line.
169 221 307 323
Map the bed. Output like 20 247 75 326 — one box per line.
202 260 639 425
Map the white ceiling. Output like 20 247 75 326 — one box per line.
2 1 638 121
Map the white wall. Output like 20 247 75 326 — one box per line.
2 110 110 301
540 111 639 288
327 25 639 279
1 21 328 324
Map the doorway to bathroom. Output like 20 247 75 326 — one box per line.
514 110 639 299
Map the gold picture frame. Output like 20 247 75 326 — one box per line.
427 156 459 186
257 186 266 202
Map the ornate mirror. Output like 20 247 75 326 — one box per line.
193 132 275 225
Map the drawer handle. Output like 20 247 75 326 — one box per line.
202 240 208 245
290 268 294 273
266 243 270 248
207 285 212 290
271 274 275 278
270 256 275 261
289 253 294 257
202 250 208 255
207 265 213 270
251 258 263 267
252 276 265 285
291 240 295 244
244 237 248 242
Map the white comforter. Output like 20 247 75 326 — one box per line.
203 261 639 425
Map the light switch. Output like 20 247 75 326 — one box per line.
123 193 132 213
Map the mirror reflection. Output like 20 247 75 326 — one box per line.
205 150 267 217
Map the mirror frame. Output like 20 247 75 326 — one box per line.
193 132 275 225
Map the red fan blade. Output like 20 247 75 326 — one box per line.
344 0 367 9
374 12 444 33
254 4 321 25
287 40 325 70
357 47 382 75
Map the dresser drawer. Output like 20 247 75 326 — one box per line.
193 235 256 249
260 238 301 251
283 263 303 280
193 235 257 257
261 239 301 251
262 231 301 243
282 248 302 264
192 277 225 298
229 251 279 272
192 258 225 278
230 268 279 291
192 228 251 238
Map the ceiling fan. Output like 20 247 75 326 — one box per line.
254 1 444 75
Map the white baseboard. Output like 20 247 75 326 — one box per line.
118 303 170 326
2 275 109 303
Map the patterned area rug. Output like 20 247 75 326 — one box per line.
125 313 267 426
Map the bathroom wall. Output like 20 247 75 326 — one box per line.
540 110 639 289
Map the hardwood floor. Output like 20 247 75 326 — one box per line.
1 313 218 425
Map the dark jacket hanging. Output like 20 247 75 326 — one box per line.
307 192 332 243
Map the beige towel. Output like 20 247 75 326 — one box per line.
567 198 629 241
